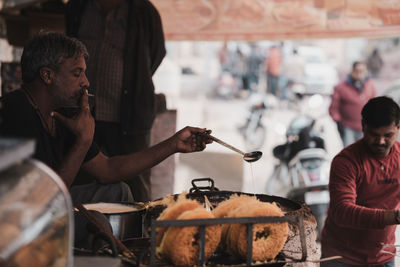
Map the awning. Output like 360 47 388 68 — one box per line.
151 0 400 41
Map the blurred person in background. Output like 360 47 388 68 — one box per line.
329 61 376 147
218 42 231 72
282 48 305 101
231 47 248 91
265 45 282 97
65 0 166 202
246 44 263 92
367 48 384 79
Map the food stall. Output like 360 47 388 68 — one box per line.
1 0 400 266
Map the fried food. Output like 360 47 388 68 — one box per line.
156 198 202 246
155 193 288 264
212 194 259 218
212 194 259 248
226 201 288 261
159 207 221 266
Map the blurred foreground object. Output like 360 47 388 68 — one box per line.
0 137 74 267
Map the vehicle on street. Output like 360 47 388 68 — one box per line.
238 92 277 150
266 97 330 239
296 46 339 95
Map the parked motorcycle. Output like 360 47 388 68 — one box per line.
237 93 276 151
266 113 330 239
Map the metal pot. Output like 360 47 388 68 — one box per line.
143 178 307 236
146 178 302 213
82 202 146 240
141 178 317 266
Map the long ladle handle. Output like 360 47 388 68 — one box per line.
205 134 245 156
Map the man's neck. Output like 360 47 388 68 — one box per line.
23 83 54 119
348 74 366 92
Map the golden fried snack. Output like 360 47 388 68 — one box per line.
226 201 288 261
159 208 221 267
212 194 259 218
212 194 259 248
156 198 202 246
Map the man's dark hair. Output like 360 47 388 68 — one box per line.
362 96 400 128
21 32 88 83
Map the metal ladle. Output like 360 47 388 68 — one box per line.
201 134 262 162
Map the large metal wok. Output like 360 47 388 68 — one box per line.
144 178 311 227
140 178 316 267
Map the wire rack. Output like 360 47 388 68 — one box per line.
150 214 307 267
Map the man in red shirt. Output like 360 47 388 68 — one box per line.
329 61 376 147
321 96 400 267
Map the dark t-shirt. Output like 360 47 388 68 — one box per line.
0 89 99 173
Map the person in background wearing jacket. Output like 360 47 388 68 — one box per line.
321 96 400 267
367 48 384 79
65 0 166 202
329 61 376 147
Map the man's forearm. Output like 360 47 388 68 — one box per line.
96 136 176 184
84 126 209 184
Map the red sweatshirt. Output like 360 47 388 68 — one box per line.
321 140 400 265
329 79 376 132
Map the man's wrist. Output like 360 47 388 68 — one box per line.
395 210 400 224
384 210 400 225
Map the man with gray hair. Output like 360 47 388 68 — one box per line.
0 32 212 204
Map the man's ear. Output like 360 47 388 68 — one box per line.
39 67 53 85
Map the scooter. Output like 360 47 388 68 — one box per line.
266 113 330 239
286 147 330 240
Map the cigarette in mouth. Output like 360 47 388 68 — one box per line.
81 88 95 97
